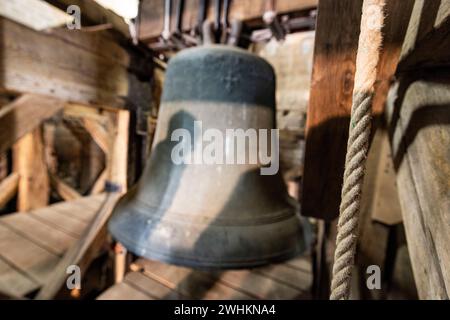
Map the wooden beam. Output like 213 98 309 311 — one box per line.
49 172 82 201
13 128 50 211
0 17 151 109
0 94 65 154
383 2 450 299
386 70 450 299
301 0 363 220
108 110 129 192
138 0 318 41
398 10 450 72
301 0 415 220
49 0 130 38
82 118 110 154
0 173 19 207
0 0 71 31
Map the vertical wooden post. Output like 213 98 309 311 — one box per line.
108 110 130 193
13 127 50 211
113 242 127 284
108 109 130 282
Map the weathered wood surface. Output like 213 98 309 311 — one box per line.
380 0 450 300
386 71 450 299
0 173 19 208
399 0 450 70
0 17 151 109
302 0 417 220
138 0 318 41
98 256 312 300
0 94 65 154
362 128 402 226
0 194 106 297
36 192 120 299
13 128 50 211
301 0 363 220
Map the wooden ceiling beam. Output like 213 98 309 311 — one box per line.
138 0 318 42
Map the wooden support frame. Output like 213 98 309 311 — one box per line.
13 127 50 211
49 172 82 201
61 103 130 194
0 94 65 154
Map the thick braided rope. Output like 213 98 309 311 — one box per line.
330 0 386 300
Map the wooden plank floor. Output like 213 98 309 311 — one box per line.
98 256 313 300
0 194 106 298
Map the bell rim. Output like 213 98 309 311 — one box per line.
110 227 305 269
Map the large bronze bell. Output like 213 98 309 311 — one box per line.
108 45 306 268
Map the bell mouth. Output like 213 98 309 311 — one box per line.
108 203 306 269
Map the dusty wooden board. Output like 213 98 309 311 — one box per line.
29 207 88 238
136 260 254 300
215 269 303 299
98 282 155 300
284 256 313 273
101 256 313 300
13 128 50 211
301 0 363 220
0 194 105 297
0 214 77 256
124 271 186 299
0 223 60 284
252 263 312 293
35 192 120 299
51 197 104 223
